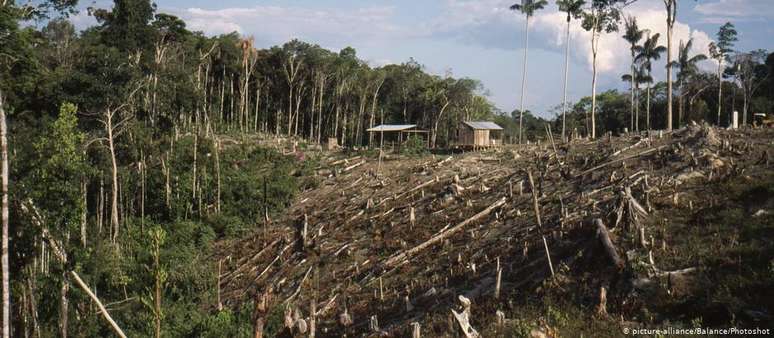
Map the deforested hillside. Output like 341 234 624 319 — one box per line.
217 125 774 337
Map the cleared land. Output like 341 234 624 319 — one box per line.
216 125 774 337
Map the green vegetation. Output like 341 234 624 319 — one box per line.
400 136 429 157
0 0 772 337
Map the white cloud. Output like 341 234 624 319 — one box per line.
695 0 774 22
68 8 98 31
429 0 716 78
168 5 409 48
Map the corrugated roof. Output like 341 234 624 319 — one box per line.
463 121 503 130
367 124 418 132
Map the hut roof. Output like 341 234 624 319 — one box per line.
367 124 418 132
462 121 503 130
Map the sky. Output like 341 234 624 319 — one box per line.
69 0 774 118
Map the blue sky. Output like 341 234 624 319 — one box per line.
70 0 774 118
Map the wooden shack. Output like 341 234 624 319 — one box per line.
367 124 429 148
457 121 503 148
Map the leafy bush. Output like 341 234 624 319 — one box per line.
401 136 428 157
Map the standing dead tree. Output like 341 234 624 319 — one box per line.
83 85 143 243
0 91 9 338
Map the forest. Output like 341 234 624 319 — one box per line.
0 0 773 337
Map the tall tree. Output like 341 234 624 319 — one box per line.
91 0 156 52
1 2 81 336
510 0 548 144
732 50 769 126
557 0 585 140
663 0 677 131
668 38 706 127
582 0 622 138
708 22 737 126
622 63 651 131
622 15 644 131
0 90 7 338
635 32 666 130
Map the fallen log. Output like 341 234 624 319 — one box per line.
594 219 624 269
576 145 668 177
342 160 366 173
382 197 506 269
70 271 127 338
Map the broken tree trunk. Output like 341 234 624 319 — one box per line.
451 295 479 338
383 197 506 269
70 271 127 338
527 171 542 228
594 219 624 269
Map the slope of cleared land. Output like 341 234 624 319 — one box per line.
216 125 774 337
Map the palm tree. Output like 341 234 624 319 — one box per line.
622 16 644 132
622 64 651 131
510 0 548 144
557 0 585 141
668 38 707 127
634 32 666 131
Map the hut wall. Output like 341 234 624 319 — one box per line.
459 127 474 145
474 130 490 146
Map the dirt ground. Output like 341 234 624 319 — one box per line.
216 124 774 337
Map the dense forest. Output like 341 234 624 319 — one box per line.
0 0 772 337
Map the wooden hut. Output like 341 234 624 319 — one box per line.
367 124 429 148
457 121 503 149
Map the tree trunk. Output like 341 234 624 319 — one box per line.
431 101 450 149
70 272 127 338
634 81 640 132
590 30 599 139
518 15 530 144
630 52 636 132
665 2 675 131
1 90 10 338
678 77 684 127
369 78 384 145
717 61 722 126
192 132 198 210
646 82 651 131
214 138 221 214
59 280 68 338
562 15 571 141
742 92 748 126
107 111 120 243
80 176 87 247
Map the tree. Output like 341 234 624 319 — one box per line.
510 0 548 144
709 22 737 126
663 0 677 131
1 2 80 336
91 0 156 52
635 32 666 130
557 0 585 140
25 103 87 338
0 89 7 338
668 38 706 127
622 63 651 131
582 0 622 138
622 15 644 131
732 50 769 125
